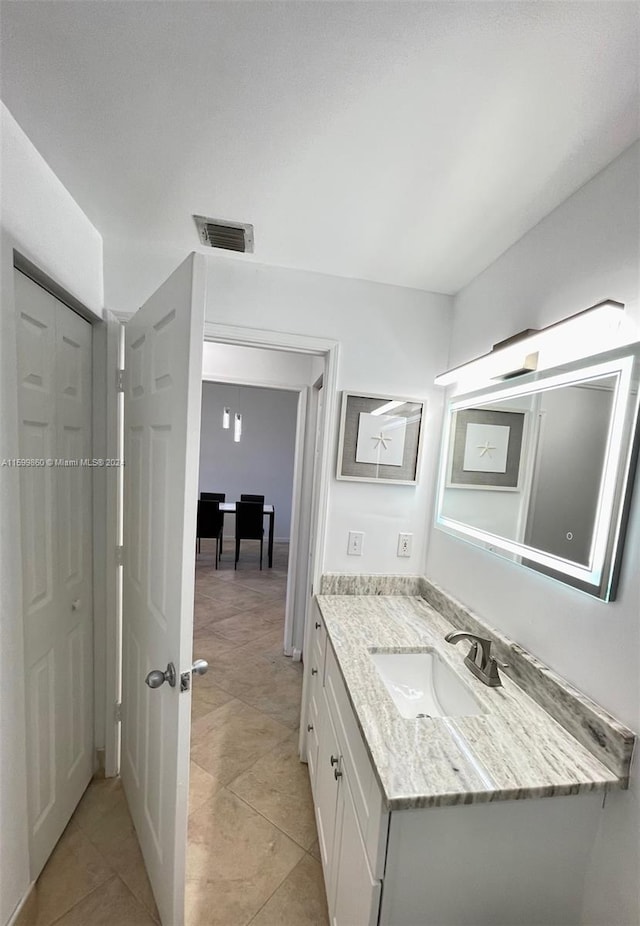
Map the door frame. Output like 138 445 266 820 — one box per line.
202 322 339 661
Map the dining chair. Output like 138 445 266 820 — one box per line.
240 493 265 505
234 501 264 569
200 493 226 553
197 499 224 567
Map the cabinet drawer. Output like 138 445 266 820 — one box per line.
325 643 389 880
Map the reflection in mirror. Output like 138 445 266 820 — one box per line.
435 345 640 600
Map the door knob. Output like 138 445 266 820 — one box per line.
192 659 208 676
145 662 177 689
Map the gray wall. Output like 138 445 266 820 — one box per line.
198 382 299 541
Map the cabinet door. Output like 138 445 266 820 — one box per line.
314 691 340 888
306 694 320 795
331 771 382 926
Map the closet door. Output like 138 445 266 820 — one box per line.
16 270 94 879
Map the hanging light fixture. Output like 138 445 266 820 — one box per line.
222 407 230 429
434 300 626 391
234 412 242 443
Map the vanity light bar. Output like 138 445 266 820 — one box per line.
434 300 625 388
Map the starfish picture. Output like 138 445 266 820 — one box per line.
477 440 497 457
372 432 392 450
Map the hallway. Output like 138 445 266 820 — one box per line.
16 542 328 926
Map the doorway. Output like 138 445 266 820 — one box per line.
181 336 333 922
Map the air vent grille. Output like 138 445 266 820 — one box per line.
193 215 254 253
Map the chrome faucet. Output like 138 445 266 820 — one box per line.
444 631 505 688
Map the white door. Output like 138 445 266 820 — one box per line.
16 270 94 879
121 253 205 926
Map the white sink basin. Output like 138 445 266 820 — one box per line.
369 649 485 719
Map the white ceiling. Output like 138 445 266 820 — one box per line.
1 1 638 295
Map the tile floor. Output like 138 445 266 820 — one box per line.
17 541 328 926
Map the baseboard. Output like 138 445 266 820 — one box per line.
7 882 35 926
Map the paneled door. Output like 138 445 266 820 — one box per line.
121 253 205 926
16 270 94 879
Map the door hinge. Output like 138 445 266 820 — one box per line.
116 368 125 393
116 544 124 566
114 701 122 722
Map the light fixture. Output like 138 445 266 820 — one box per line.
234 412 242 443
222 407 230 429
434 300 626 391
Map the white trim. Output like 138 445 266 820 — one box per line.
204 321 336 356
283 388 308 655
202 372 306 392
7 882 35 926
103 311 123 778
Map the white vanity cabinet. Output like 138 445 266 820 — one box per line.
303 600 610 926
306 603 387 926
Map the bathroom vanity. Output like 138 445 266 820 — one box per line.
302 580 635 926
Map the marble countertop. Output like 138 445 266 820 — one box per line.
316 593 625 810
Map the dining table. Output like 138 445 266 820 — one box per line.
219 502 275 568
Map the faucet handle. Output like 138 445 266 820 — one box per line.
486 656 509 684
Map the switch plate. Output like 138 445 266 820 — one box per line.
397 532 412 557
348 531 364 555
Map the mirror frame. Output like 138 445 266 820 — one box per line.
435 342 640 600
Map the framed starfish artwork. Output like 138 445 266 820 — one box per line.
447 406 526 490
337 392 425 484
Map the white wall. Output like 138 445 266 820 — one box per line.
202 341 316 387
106 244 454 575
202 259 453 574
0 105 104 926
427 142 640 926
199 382 299 541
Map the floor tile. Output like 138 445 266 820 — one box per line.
191 679 234 721
84 797 159 921
197 582 271 611
308 838 321 862
17 822 112 926
52 876 157 926
186 788 304 926
249 854 329 926
189 760 220 814
71 777 125 835
207 610 275 646
190 699 292 786
228 733 317 850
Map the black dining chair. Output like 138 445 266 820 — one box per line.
200 493 226 553
197 499 224 567
240 493 264 505
234 501 264 570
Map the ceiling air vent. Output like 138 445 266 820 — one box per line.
193 215 254 253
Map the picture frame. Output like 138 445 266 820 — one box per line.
447 406 526 490
336 392 425 484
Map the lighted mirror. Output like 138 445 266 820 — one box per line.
435 343 640 600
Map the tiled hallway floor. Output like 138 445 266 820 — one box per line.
17 541 328 926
